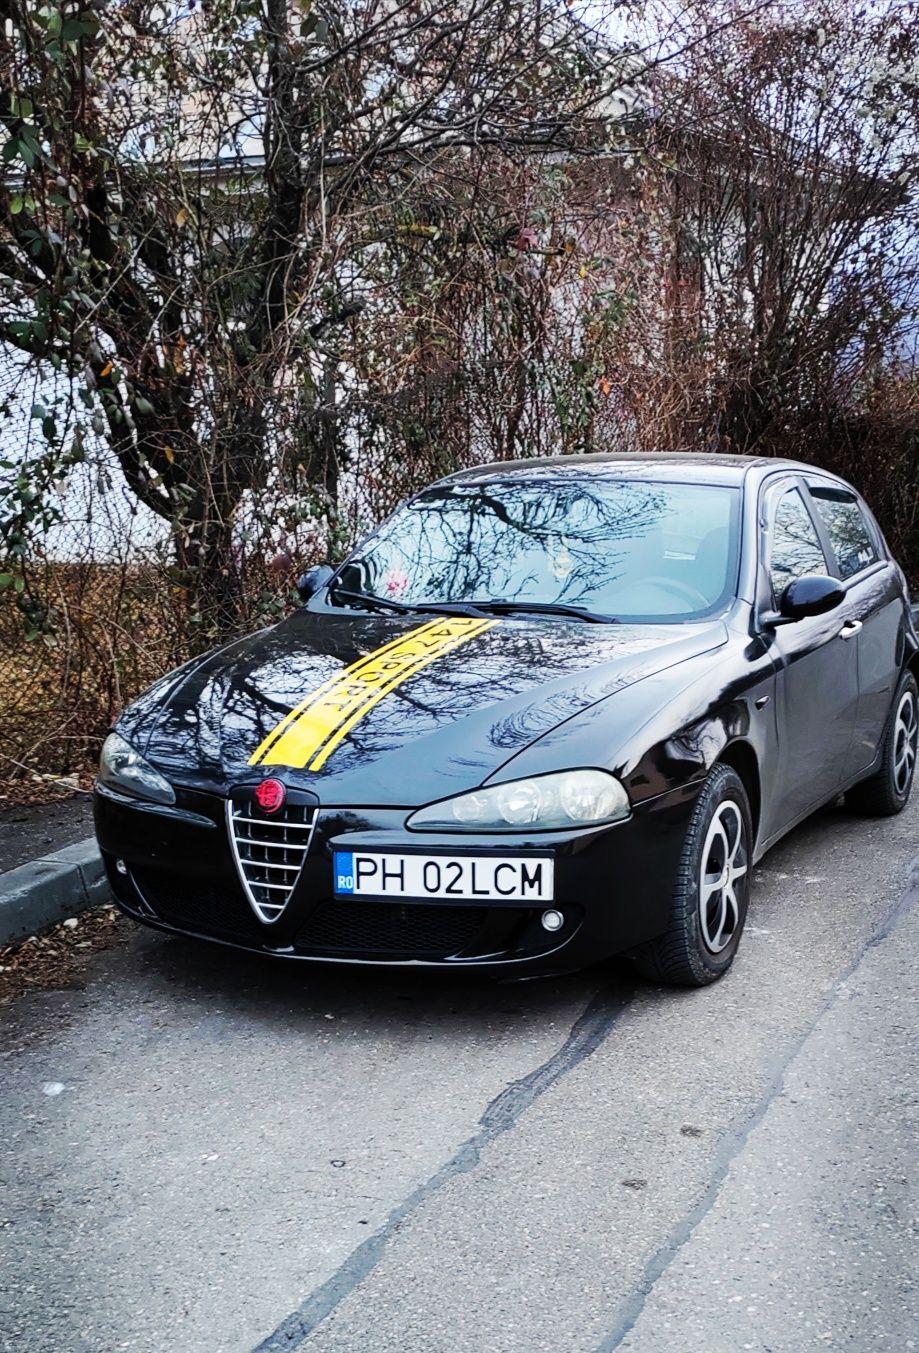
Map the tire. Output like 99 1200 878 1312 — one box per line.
846 671 918 817
632 764 753 987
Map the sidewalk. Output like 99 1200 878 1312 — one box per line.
0 797 106 946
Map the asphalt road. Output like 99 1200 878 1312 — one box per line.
2 797 917 1353
0 796 95 873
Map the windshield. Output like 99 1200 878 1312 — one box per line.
330 476 741 622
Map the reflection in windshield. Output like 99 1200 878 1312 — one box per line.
332 475 740 621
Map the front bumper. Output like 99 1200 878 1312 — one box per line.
94 781 698 974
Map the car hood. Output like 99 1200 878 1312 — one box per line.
123 608 728 806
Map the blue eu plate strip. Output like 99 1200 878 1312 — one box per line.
334 851 355 895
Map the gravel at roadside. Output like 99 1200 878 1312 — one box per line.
0 904 127 1008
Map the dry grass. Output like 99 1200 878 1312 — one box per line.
0 563 184 798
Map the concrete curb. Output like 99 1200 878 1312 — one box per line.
0 837 110 947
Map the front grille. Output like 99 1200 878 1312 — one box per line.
132 867 266 944
227 796 316 923
295 899 487 958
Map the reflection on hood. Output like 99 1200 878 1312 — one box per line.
120 609 727 805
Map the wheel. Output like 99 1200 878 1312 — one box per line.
846 671 918 816
632 764 753 987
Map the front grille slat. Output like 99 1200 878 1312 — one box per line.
232 815 314 830
227 793 317 924
236 849 308 860
237 839 305 853
238 858 302 871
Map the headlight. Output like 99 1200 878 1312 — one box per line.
407 769 629 832
97 732 175 806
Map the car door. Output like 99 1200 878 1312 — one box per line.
804 478 904 779
760 478 860 835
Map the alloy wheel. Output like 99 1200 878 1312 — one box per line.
893 689 917 797
698 799 748 954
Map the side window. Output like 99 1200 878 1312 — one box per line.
809 485 879 581
769 488 827 597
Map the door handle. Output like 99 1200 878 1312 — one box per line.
839 620 863 640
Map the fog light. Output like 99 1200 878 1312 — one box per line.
541 909 564 933
115 858 128 876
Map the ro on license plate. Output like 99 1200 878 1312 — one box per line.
334 851 554 903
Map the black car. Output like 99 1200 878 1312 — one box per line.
94 454 918 985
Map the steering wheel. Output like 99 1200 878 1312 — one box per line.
639 576 711 610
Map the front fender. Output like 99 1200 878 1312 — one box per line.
487 629 778 822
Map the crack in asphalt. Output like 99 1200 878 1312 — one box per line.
251 977 634 1352
591 856 919 1353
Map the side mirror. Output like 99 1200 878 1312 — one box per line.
767 574 845 626
296 564 334 603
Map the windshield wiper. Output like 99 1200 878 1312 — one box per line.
328 586 414 615
463 599 618 624
328 588 487 619
328 588 616 624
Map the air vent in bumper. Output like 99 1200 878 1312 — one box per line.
295 899 488 958
131 867 266 944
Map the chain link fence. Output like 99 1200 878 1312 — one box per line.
0 348 179 794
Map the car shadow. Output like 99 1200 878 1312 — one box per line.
112 800 858 1030
131 923 634 1037
753 797 854 867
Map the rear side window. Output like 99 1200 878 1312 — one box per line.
770 488 827 596
809 486 879 581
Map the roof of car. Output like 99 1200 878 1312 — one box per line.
440 452 821 487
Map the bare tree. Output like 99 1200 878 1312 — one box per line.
612 0 919 458
0 0 640 638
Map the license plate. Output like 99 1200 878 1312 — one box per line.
333 850 554 903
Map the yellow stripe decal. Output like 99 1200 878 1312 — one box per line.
248 616 497 771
